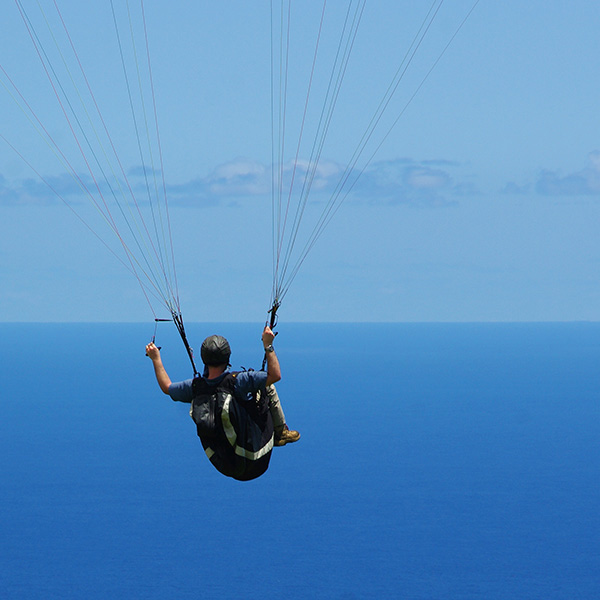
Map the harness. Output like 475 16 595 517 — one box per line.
190 373 274 481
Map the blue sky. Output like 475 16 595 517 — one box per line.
1 0 599 323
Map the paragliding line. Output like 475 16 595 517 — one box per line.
171 312 199 376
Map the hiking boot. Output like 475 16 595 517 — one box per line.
274 425 300 446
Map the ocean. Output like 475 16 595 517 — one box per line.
0 322 598 599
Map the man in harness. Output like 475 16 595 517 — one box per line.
145 325 300 480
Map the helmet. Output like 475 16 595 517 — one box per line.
200 335 231 366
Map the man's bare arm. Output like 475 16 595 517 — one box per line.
146 342 172 395
262 326 281 386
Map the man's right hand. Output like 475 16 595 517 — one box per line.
262 326 275 348
145 342 161 361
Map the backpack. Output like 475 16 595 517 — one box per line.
190 372 274 481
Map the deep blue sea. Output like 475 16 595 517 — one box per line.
1 322 599 599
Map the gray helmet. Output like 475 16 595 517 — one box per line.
200 335 231 366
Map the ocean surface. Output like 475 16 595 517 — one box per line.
0 322 598 599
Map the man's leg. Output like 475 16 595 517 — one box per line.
265 384 300 446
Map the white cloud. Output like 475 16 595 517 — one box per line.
535 150 600 196
128 165 162 178
1 155 475 208
284 158 342 191
500 151 600 198
350 157 470 206
588 150 600 171
501 181 530 195
404 166 451 190
206 158 269 196
211 158 265 181
0 182 19 204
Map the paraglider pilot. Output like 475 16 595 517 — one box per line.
145 326 299 480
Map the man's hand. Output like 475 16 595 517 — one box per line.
145 341 161 361
262 326 275 348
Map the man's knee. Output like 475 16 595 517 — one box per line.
265 384 279 405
